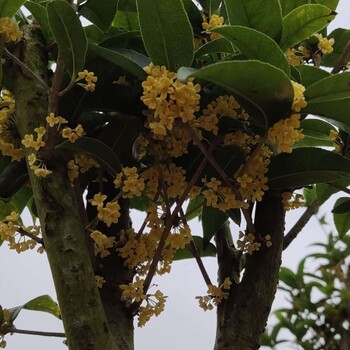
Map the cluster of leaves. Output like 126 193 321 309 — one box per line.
262 229 350 350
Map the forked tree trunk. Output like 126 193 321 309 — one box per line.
214 190 285 350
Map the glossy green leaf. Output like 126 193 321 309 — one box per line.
47 1 87 79
186 195 204 221
224 0 283 41
178 60 293 128
280 5 335 51
280 0 307 16
0 0 26 17
332 198 350 214
213 25 290 75
294 118 334 148
136 0 194 71
322 28 350 67
56 137 122 176
194 38 237 58
24 295 61 319
316 179 350 205
173 236 216 260
303 72 350 132
333 197 350 237
202 205 227 245
295 65 330 87
181 0 203 34
314 0 339 11
88 44 149 79
113 11 139 31
11 185 32 213
79 0 117 32
268 148 350 189
0 160 28 199
197 0 222 16
24 1 52 42
303 186 317 206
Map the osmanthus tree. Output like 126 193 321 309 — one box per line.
0 0 350 349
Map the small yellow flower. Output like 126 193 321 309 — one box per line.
202 15 224 40
95 275 106 288
89 192 107 208
314 33 335 54
0 17 22 44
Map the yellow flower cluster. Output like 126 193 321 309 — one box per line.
141 63 201 135
196 278 231 311
281 192 304 211
61 124 85 143
286 46 310 65
268 114 304 154
46 113 68 128
202 177 247 211
67 155 100 184
314 33 335 54
0 91 24 161
89 192 121 227
22 127 46 151
0 17 22 45
202 14 224 40
95 275 106 288
329 129 343 152
237 232 261 255
114 167 145 198
76 70 98 92
120 277 166 327
28 153 52 178
291 81 307 112
0 211 42 253
90 230 116 258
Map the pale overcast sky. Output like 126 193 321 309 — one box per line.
1 2 350 350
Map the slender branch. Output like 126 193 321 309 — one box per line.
5 327 65 338
283 199 319 250
48 51 65 114
4 48 49 91
179 206 212 286
17 227 44 245
327 181 350 195
332 40 350 74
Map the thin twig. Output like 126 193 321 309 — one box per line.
179 206 212 286
331 40 350 74
283 199 319 250
4 48 49 91
17 227 44 245
5 327 65 338
327 181 350 196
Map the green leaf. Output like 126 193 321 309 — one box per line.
194 38 237 59
333 197 350 237
316 179 350 205
56 137 122 176
224 0 283 41
136 0 194 71
303 186 316 206
303 72 350 132
202 205 227 244
181 0 204 34
0 0 26 17
268 148 350 189
280 4 335 51
11 185 32 213
314 0 339 11
279 267 299 289
130 192 152 212
24 295 61 319
24 1 52 43
322 28 350 67
294 118 334 148
0 160 28 199
79 0 117 32
113 11 139 31
88 43 149 79
295 65 331 87
212 25 290 76
197 0 222 16
280 0 307 16
178 60 293 128
173 236 216 260
332 198 350 214
47 1 87 79
186 195 204 221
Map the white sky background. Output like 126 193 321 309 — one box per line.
1 2 350 349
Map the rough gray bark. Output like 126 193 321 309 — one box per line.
13 25 121 350
214 190 285 350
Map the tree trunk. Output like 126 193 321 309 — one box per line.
13 25 121 350
214 190 285 350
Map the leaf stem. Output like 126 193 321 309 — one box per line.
5 327 65 338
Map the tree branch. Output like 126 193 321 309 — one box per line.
331 40 350 74
283 199 319 250
5 327 65 338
